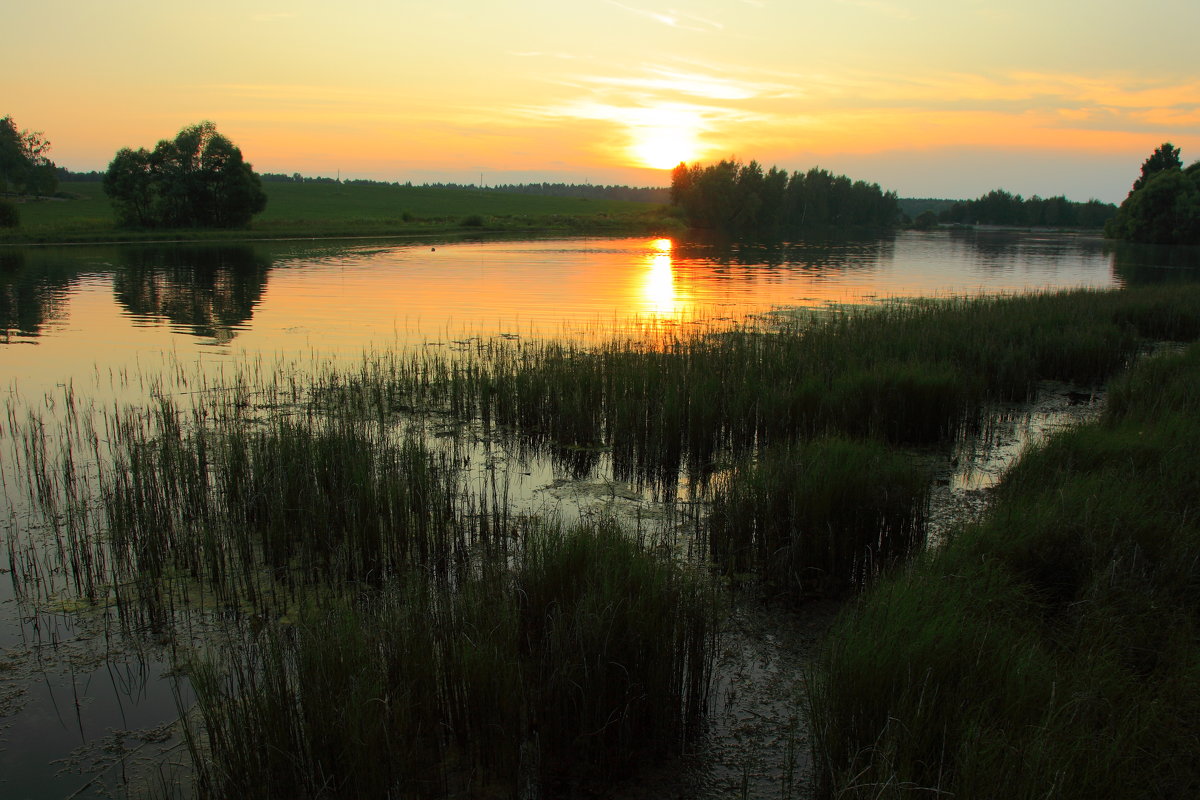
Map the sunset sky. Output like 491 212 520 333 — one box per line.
5 0 1198 202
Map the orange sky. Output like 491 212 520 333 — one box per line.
4 0 1198 202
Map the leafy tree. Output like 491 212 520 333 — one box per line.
103 122 267 229
1107 144 1200 245
1132 142 1182 193
0 115 58 196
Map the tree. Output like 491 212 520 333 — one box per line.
0 116 58 196
1132 142 1182 193
1104 144 1200 244
671 159 898 234
1107 168 1200 244
1106 144 1200 244
103 122 267 229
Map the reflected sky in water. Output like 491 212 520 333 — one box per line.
3 230 1192 405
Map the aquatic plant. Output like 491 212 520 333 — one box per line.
181 520 719 798
709 437 929 598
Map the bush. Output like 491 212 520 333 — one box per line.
0 199 17 228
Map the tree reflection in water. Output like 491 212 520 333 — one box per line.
112 244 272 342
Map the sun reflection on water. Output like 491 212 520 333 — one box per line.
640 238 689 319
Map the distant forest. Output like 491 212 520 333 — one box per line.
932 190 1117 229
54 165 1117 230
671 160 899 234
55 167 668 204
258 172 669 203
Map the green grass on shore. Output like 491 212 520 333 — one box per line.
808 343 1200 799
1 181 679 244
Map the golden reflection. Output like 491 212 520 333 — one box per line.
639 238 687 318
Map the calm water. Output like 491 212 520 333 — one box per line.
1 230 1158 401
0 229 1195 798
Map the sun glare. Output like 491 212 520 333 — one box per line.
632 126 699 169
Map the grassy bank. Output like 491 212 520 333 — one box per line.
808 343 1200 799
0 181 679 244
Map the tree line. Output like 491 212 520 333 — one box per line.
259 173 670 203
935 190 1117 229
670 160 900 234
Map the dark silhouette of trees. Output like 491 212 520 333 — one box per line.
937 191 1116 229
0 115 58 196
103 122 267 229
671 160 898 234
55 167 105 182
1132 142 1182 192
259 172 672 203
1107 143 1200 245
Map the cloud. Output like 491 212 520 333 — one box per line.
507 51 580 61
836 0 915 20
568 65 792 101
605 1 724 32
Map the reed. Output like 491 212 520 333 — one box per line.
807 342 1200 799
99 407 471 621
708 437 929 598
181 520 719 798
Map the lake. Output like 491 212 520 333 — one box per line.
0 229 1195 798
2 230 1154 400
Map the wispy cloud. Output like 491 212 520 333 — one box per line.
836 0 915 20
605 0 724 32
568 65 793 101
507 51 581 61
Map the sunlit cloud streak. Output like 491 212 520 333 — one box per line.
605 0 724 31
836 0 914 20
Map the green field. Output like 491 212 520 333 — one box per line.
1 181 677 243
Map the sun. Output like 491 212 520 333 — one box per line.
632 126 699 170
627 109 703 170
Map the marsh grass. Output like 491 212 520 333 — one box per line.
102 414 472 619
182 520 719 799
5 356 720 798
807 343 1200 799
709 437 929 598
328 285 1200 495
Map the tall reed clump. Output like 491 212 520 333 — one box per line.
101 401 469 622
708 437 929 599
807 343 1200 799
180 520 719 799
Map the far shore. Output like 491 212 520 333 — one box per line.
0 180 682 246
